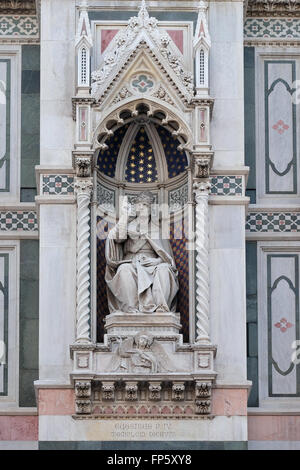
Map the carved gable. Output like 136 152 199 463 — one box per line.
91 0 194 106
101 48 185 109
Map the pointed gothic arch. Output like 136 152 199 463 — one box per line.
93 107 193 344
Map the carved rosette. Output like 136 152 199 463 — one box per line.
193 180 211 344
75 178 93 343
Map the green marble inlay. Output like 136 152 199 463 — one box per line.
0 254 8 396
246 241 258 407
21 46 40 198
244 47 256 203
88 10 197 32
19 240 39 407
39 441 248 450
0 59 11 193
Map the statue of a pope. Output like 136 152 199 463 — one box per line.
105 191 178 314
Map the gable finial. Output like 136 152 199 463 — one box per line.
138 0 150 25
76 0 93 93
79 0 88 11
198 0 207 12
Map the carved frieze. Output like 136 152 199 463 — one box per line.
106 333 178 374
73 379 215 418
0 1 36 14
246 0 300 17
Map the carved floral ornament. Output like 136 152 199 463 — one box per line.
246 0 300 17
0 0 37 14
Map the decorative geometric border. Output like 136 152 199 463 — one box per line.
42 175 74 195
244 18 300 39
210 176 243 196
0 211 38 231
246 212 300 232
0 15 39 39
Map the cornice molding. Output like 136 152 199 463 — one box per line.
246 0 300 17
0 0 36 15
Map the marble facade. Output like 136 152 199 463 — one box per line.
0 0 299 451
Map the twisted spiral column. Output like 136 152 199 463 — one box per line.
193 180 211 344
75 178 93 343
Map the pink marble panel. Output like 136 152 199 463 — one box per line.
248 415 300 441
38 389 75 415
166 30 183 54
211 389 248 416
101 29 119 54
0 416 38 441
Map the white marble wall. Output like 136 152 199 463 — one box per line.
39 0 77 383
209 1 244 168
39 204 77 382
209 205 247 384
39 415 248 442
40 0 76 166
208 2 247 387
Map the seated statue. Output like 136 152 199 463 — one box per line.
105 191 178 314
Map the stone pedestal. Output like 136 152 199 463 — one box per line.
104 311 182 338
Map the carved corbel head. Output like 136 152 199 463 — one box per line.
194 157 211 179
193 151 213 179
74 154 92 178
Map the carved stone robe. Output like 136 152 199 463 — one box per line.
105 217 178 313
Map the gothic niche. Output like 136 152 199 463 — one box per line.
72 0 217 419
95 105 191 344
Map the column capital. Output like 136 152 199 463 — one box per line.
193 180 211 198
75 178 93 197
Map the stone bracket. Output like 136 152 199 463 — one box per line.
75 380 92 415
